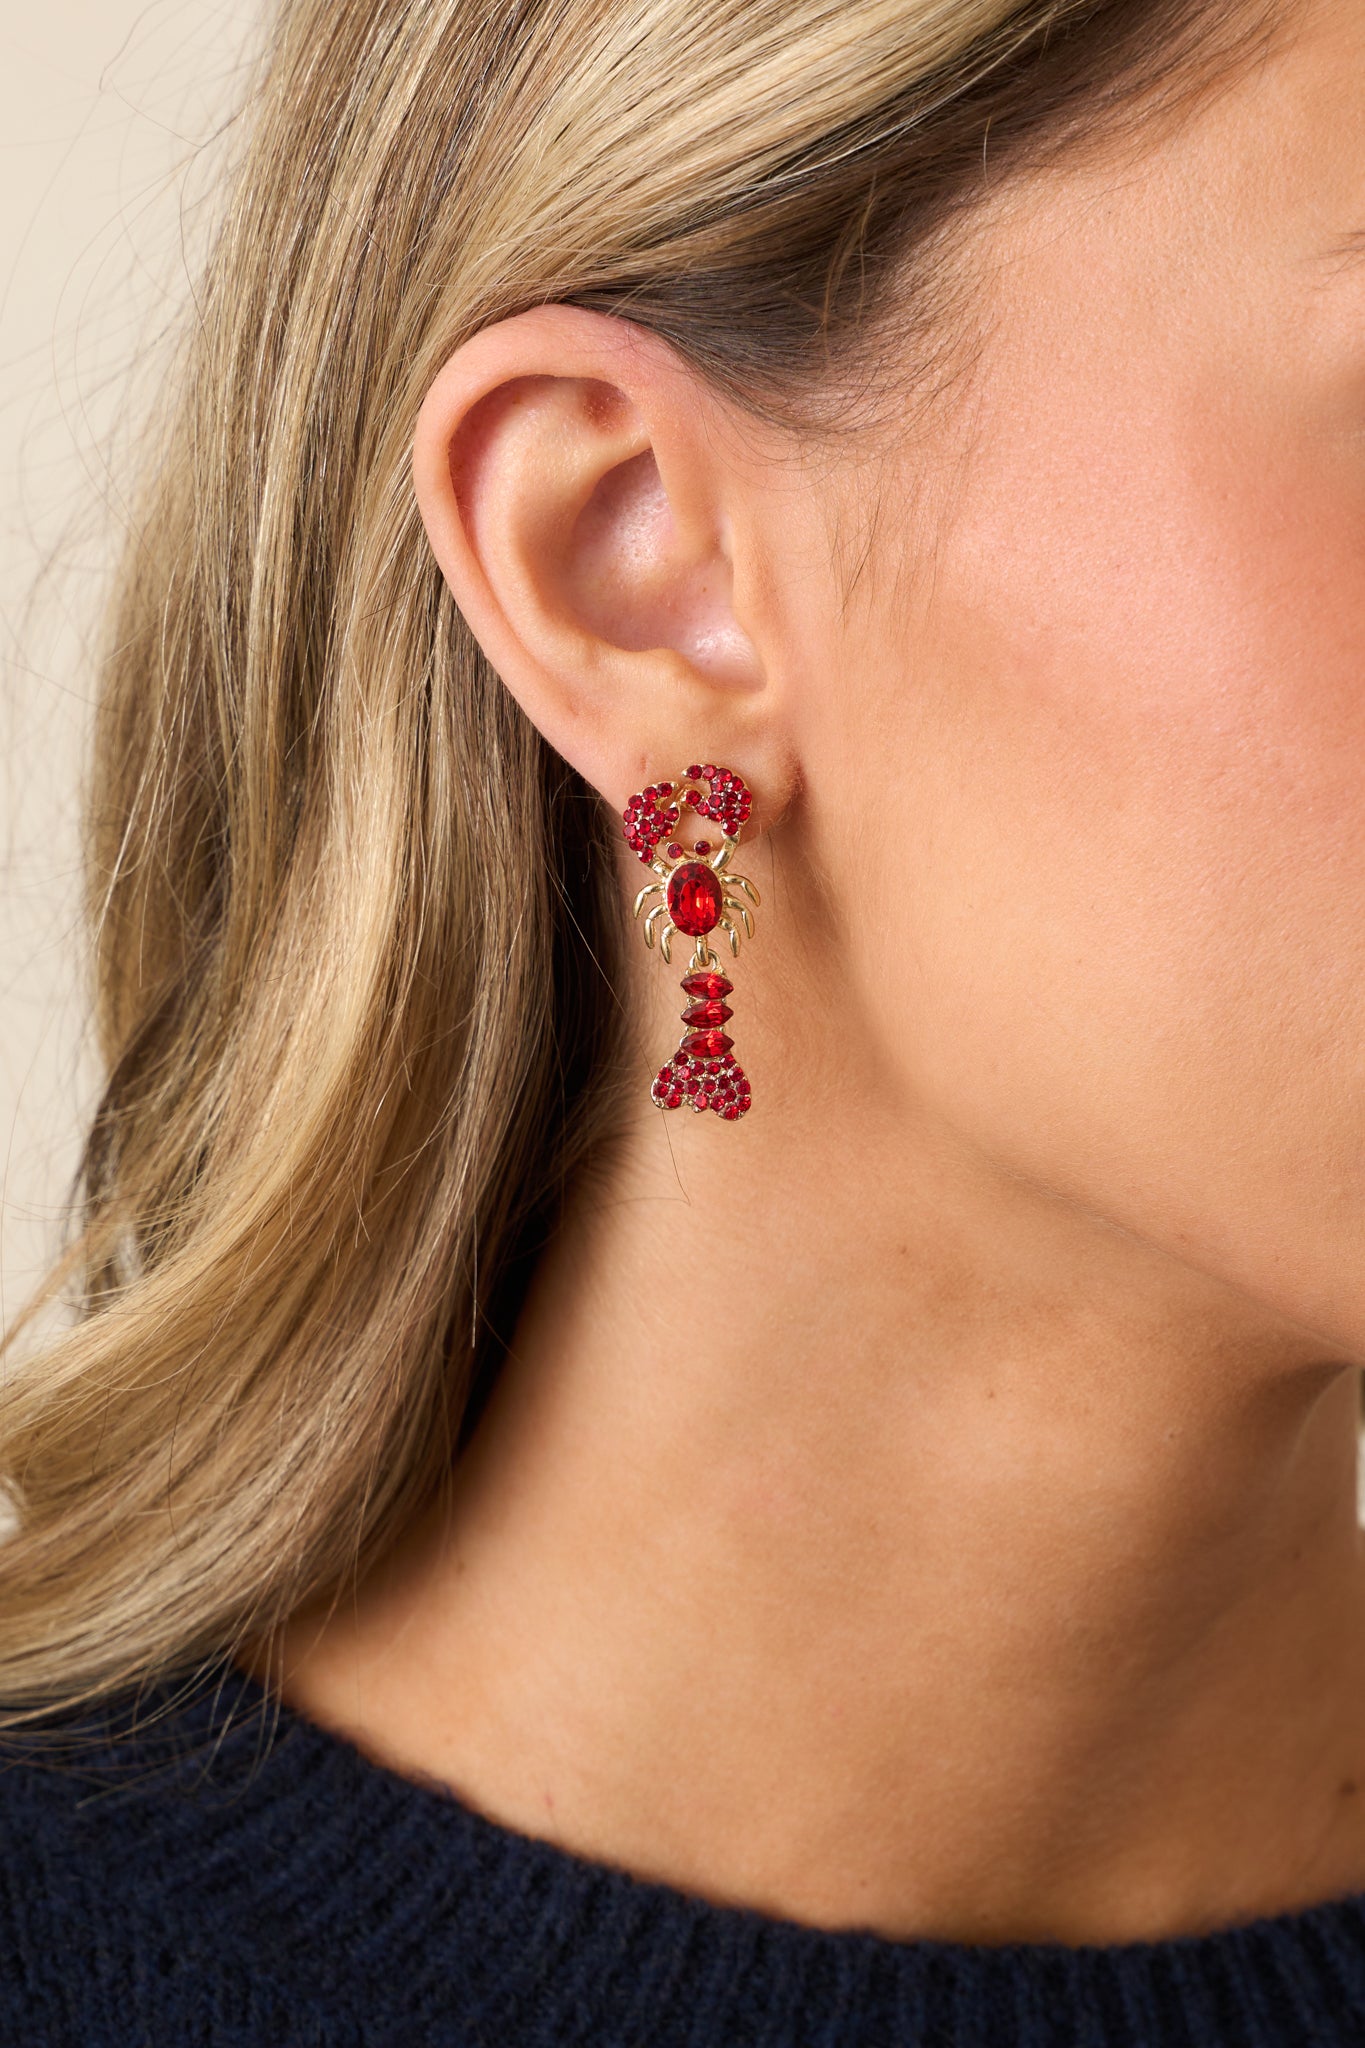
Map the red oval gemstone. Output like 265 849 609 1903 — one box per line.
680 970 733 999
681 1028 734 1058
667 862 722 936
682 999 733 1027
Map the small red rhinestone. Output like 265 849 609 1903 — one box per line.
682 999 732 1027
682 1028 732 1058
680 971 733 999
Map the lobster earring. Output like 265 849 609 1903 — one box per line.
622 763 761 1120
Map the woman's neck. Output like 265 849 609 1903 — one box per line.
266 1098 1365 1946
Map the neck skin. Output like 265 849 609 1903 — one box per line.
267 992 1365 1949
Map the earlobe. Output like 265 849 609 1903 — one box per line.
409 305 779 815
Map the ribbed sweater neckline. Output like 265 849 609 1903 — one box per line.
32 1660 1365 2045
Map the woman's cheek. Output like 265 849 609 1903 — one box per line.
845 404 1365 1347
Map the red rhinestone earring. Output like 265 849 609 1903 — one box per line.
622 763 761 1120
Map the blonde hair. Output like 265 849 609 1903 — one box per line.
0 0 1281 1715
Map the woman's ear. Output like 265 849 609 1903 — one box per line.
410 304 794 818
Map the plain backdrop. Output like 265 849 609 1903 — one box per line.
0 1 259 1342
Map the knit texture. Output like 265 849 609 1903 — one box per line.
3 1663 1365 2046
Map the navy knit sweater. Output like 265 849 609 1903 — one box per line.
4 1663 1365 2045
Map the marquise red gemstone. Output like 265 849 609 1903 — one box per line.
667 862 722 936
681 1027 733 1058
680 970 733 999
682 998 733 1027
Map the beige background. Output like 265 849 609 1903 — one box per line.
0 2 258 1338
